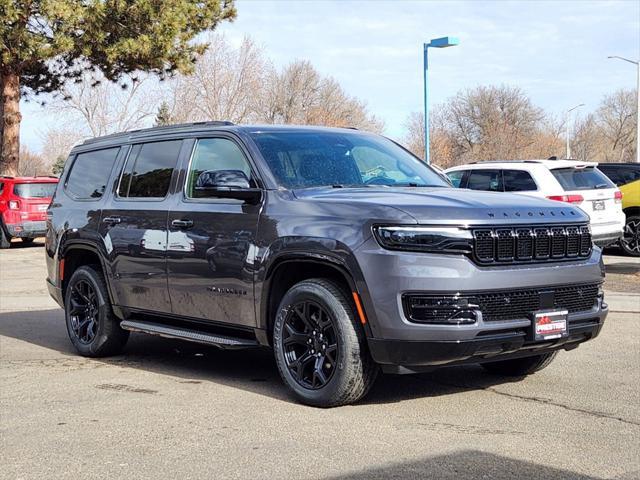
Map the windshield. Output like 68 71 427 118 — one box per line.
13 182 57 198
249 131 449 189
550 167 615 191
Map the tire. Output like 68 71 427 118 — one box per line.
64 265 129 357
273 278 378 407
481 351 557 376
21 237 35 245
0 227 10 249
619 215 640 257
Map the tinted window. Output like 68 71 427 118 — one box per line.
66 148 120 199
466 170 502 191
447 170 466 187
14 183 57 198
186 138 253 198
598 165 640 187
0 183 3 195
249 131 448 189
119 141 181 198
503 170 537 191
551 167 615 191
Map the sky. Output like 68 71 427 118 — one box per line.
20 0 640 153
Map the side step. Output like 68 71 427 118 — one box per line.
120 320 260 349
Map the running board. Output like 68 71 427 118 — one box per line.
120 320 259 349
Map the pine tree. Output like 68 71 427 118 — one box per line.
0 0 237 175
51 156 67 177
155 102 173 127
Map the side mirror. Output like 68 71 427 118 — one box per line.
194 170 262 204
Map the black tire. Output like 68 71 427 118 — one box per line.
0 227 10 249
21 237 35 245
64 265 129 357
619 215 640 257
273 278 378 407
481 352 557 376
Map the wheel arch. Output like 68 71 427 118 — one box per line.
60 242 115 307
259 253 370 346
623 206 640 218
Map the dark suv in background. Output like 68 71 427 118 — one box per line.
46 123 607 407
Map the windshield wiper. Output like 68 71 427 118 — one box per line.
594 183 610 189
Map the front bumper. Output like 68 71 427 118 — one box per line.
5 221 47 238
368 306 607 373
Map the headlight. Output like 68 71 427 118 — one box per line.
373 226 473 254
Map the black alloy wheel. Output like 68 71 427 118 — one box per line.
273 278 378 407
64 265 129 357
68 279 99 344
620 216 640 257
282 300 339 390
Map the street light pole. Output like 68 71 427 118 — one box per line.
608 55 640 163
423 36 459 164
566 103 585 159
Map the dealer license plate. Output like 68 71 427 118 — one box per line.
532 310 568 341
592 200 605 211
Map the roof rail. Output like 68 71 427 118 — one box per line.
82 120 235 145
468 160 543 165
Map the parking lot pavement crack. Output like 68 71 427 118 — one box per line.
426 378 640 427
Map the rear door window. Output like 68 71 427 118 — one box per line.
466 170 502 192
550 167 615 191
598 165 640 187
446 170 466 188
13 183 57 198
502 170 537 191
119 140 182 199
66 147 120 199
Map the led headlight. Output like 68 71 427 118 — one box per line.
373 226 473 254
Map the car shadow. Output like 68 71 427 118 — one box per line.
5 237 45 249
322 450 618 480
0 308 536 407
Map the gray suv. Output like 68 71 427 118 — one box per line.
45 123 607 407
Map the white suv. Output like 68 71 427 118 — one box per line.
445 159 625 247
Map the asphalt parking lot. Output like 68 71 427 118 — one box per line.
1 240 639 480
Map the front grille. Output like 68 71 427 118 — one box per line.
473 224 591 264
403 283 601 324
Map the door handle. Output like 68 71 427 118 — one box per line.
171 219 194 229
102 216 122 225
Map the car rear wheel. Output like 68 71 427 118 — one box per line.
0 228 10 249
481 352 557 376
64 265 129 357
620 215 640 257
273 278 378 407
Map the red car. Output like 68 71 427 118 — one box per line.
0 176 58 248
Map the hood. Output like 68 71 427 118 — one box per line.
293 187 590 225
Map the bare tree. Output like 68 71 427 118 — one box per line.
18 146 48 176
50 73 157 138
596 89 637 162
261 60 383 132
40 127 83 166
167 34 269 124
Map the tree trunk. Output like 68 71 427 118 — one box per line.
0 72 21 176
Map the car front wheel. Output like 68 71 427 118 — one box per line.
620 215 640 257
273 278 378 407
